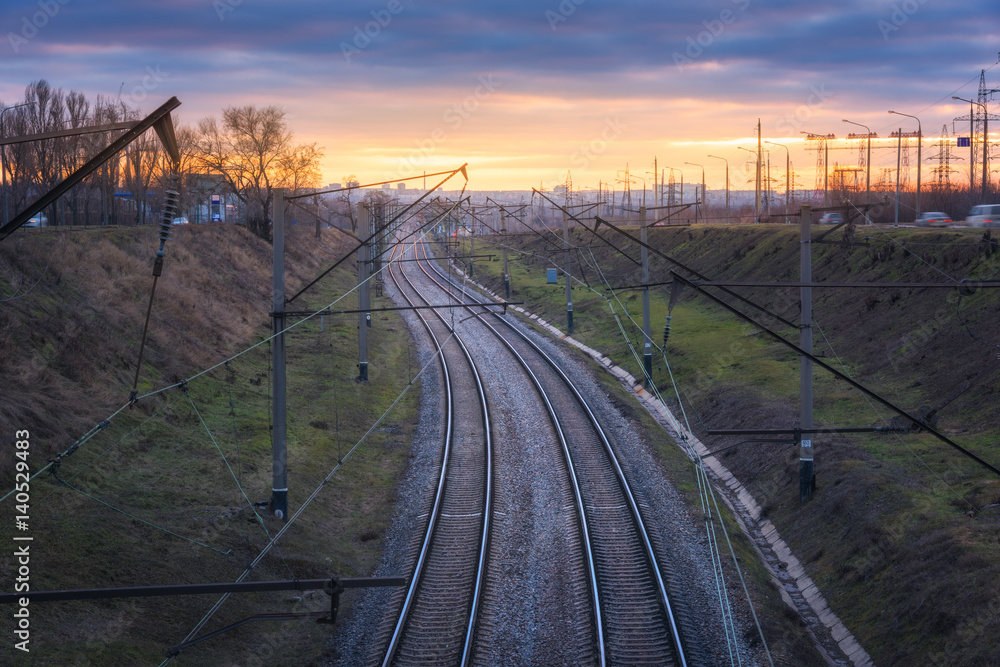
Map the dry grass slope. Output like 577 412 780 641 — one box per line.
0 223 421 664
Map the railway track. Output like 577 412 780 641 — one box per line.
398 237 690 665
377 242 493 666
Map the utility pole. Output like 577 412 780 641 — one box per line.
765 141 790 223
766 154 771 218
842 119 872 207
823 140 829 205
640 206 652 387
648 157 659 214
890 110 922 215
501 207 510 299
917 126 922 215
684 162 704 222
895 128 902 226
357 201 370 382
799 204 814 503
563 207 573 334
708 155 730 224
469 205 475 277
756 118 762 222
271 188 288 521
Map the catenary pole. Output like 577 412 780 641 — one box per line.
358 201 370 382
501 207 510 299
563 207 573 334
799 204 814 503
640 206 652 387
271 188 288 520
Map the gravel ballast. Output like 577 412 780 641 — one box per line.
327 255 769 666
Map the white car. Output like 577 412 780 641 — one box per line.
966 204 1000 227
23 214 47 227
914 212 952 228
172 216 189 225
818 212 843 224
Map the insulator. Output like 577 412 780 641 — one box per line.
662 316 672 347
161 188 180 227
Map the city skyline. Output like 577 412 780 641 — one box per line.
1 0 998 193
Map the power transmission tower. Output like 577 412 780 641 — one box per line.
897 130 912 189
856 136 867 184
928 124 961 191
953 69 1000 197
616 163 632 214
804 133 834 204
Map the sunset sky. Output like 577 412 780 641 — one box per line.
2 0 998 194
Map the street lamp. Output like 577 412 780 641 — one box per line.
1 101 35 225
684 161 705 222
707 154 730 224
953 96 989 201
842 119 872 205
888 110 922 215
765 141 791 222
630 173 646 209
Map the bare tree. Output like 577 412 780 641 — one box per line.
122 126 161 226
2 103 33 219
339 174 360 232
63 90 91 225
24 80 64 225
194 104 322 240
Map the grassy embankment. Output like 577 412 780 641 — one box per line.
0 224 420 665
459 223 1000 666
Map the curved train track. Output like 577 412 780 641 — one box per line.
378 235 690 665
379 242 493 665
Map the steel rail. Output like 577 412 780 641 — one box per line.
416 241 687 665
415 240 607 666
380 238 493 666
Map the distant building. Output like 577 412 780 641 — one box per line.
397 183 406 190
382 183 391 190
